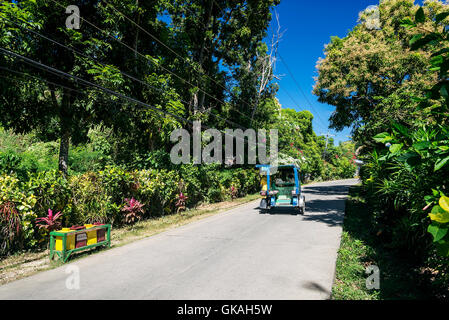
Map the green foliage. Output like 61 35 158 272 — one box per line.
0 202 22 255
0 0 282 175
363 3 449 260
314 0 449 264
273 107 356 181
333 186 435 300
0 164 261 256
312 1 449 295
0 174 37 251
68 172 121 226
313 0 437 143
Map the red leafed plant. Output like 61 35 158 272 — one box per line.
230 186 238 200
175 192 188 213
36 209 63 232
0 201 21 254
122 198 144 225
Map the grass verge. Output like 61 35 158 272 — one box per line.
0 193 260 286
332 185 431 300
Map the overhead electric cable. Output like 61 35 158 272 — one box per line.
101 0 261 123
278 52 329 130
48 0 258 126
0 47 274 152
0 15 247 131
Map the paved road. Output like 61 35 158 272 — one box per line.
0 179 358 300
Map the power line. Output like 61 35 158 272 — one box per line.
0 67 138 113
48 0 258 126
0 47 275 153
0 46 192 125
0 15 247 131
277 52 329 130
100 0 260 124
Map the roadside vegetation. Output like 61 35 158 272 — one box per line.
333 186 438 300
317 0 449 299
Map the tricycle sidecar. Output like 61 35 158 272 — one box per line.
257 164 305 215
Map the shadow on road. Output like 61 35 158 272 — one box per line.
301 281 331 298
301 183 350 227
302 198 345 227
302 183 354 196
254 206 299 215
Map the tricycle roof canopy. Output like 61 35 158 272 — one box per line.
256 164 300 175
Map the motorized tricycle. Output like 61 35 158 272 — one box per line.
256 164 305 215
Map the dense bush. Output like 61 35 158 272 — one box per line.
0 174 37 250
311 1 449 296
0 165 260 256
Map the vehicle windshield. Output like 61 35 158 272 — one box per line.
272 168 295 187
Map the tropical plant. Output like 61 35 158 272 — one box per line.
0 201 21 255
35 209 63 232
230 186 238 200
175 192 188 214
427 194 449 256
122 198 144 225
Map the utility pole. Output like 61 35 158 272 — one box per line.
321 131 335 160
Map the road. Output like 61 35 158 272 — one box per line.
0 179 358 300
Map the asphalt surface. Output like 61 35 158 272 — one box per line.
0 179 358 300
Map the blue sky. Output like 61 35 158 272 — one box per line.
270 0 377 144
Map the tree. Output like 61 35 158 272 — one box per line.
313 0 446 145
0 0 119 175
0 0 184 174
167 0 281 129
0 0 282 175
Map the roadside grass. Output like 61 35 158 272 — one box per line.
0 193 260 285
332 185 431 300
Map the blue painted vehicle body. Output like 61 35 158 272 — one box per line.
256 164 306 214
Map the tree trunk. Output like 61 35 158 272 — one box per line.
58 88 72 176
58 129 70 176
192 0 214 114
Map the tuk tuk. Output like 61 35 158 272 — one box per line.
256 164 305 215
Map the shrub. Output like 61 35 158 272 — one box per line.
25 170 71 219
178 164 206 205
97 166 135 204
0 166 261 256
68 172 121 226
136 169 179 216
35 209 63 232
122 198 144 225
0 201 21 255
0 174 37 250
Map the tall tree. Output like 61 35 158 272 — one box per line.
167 0 280 128
0 0 184 172
313 0 447 144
